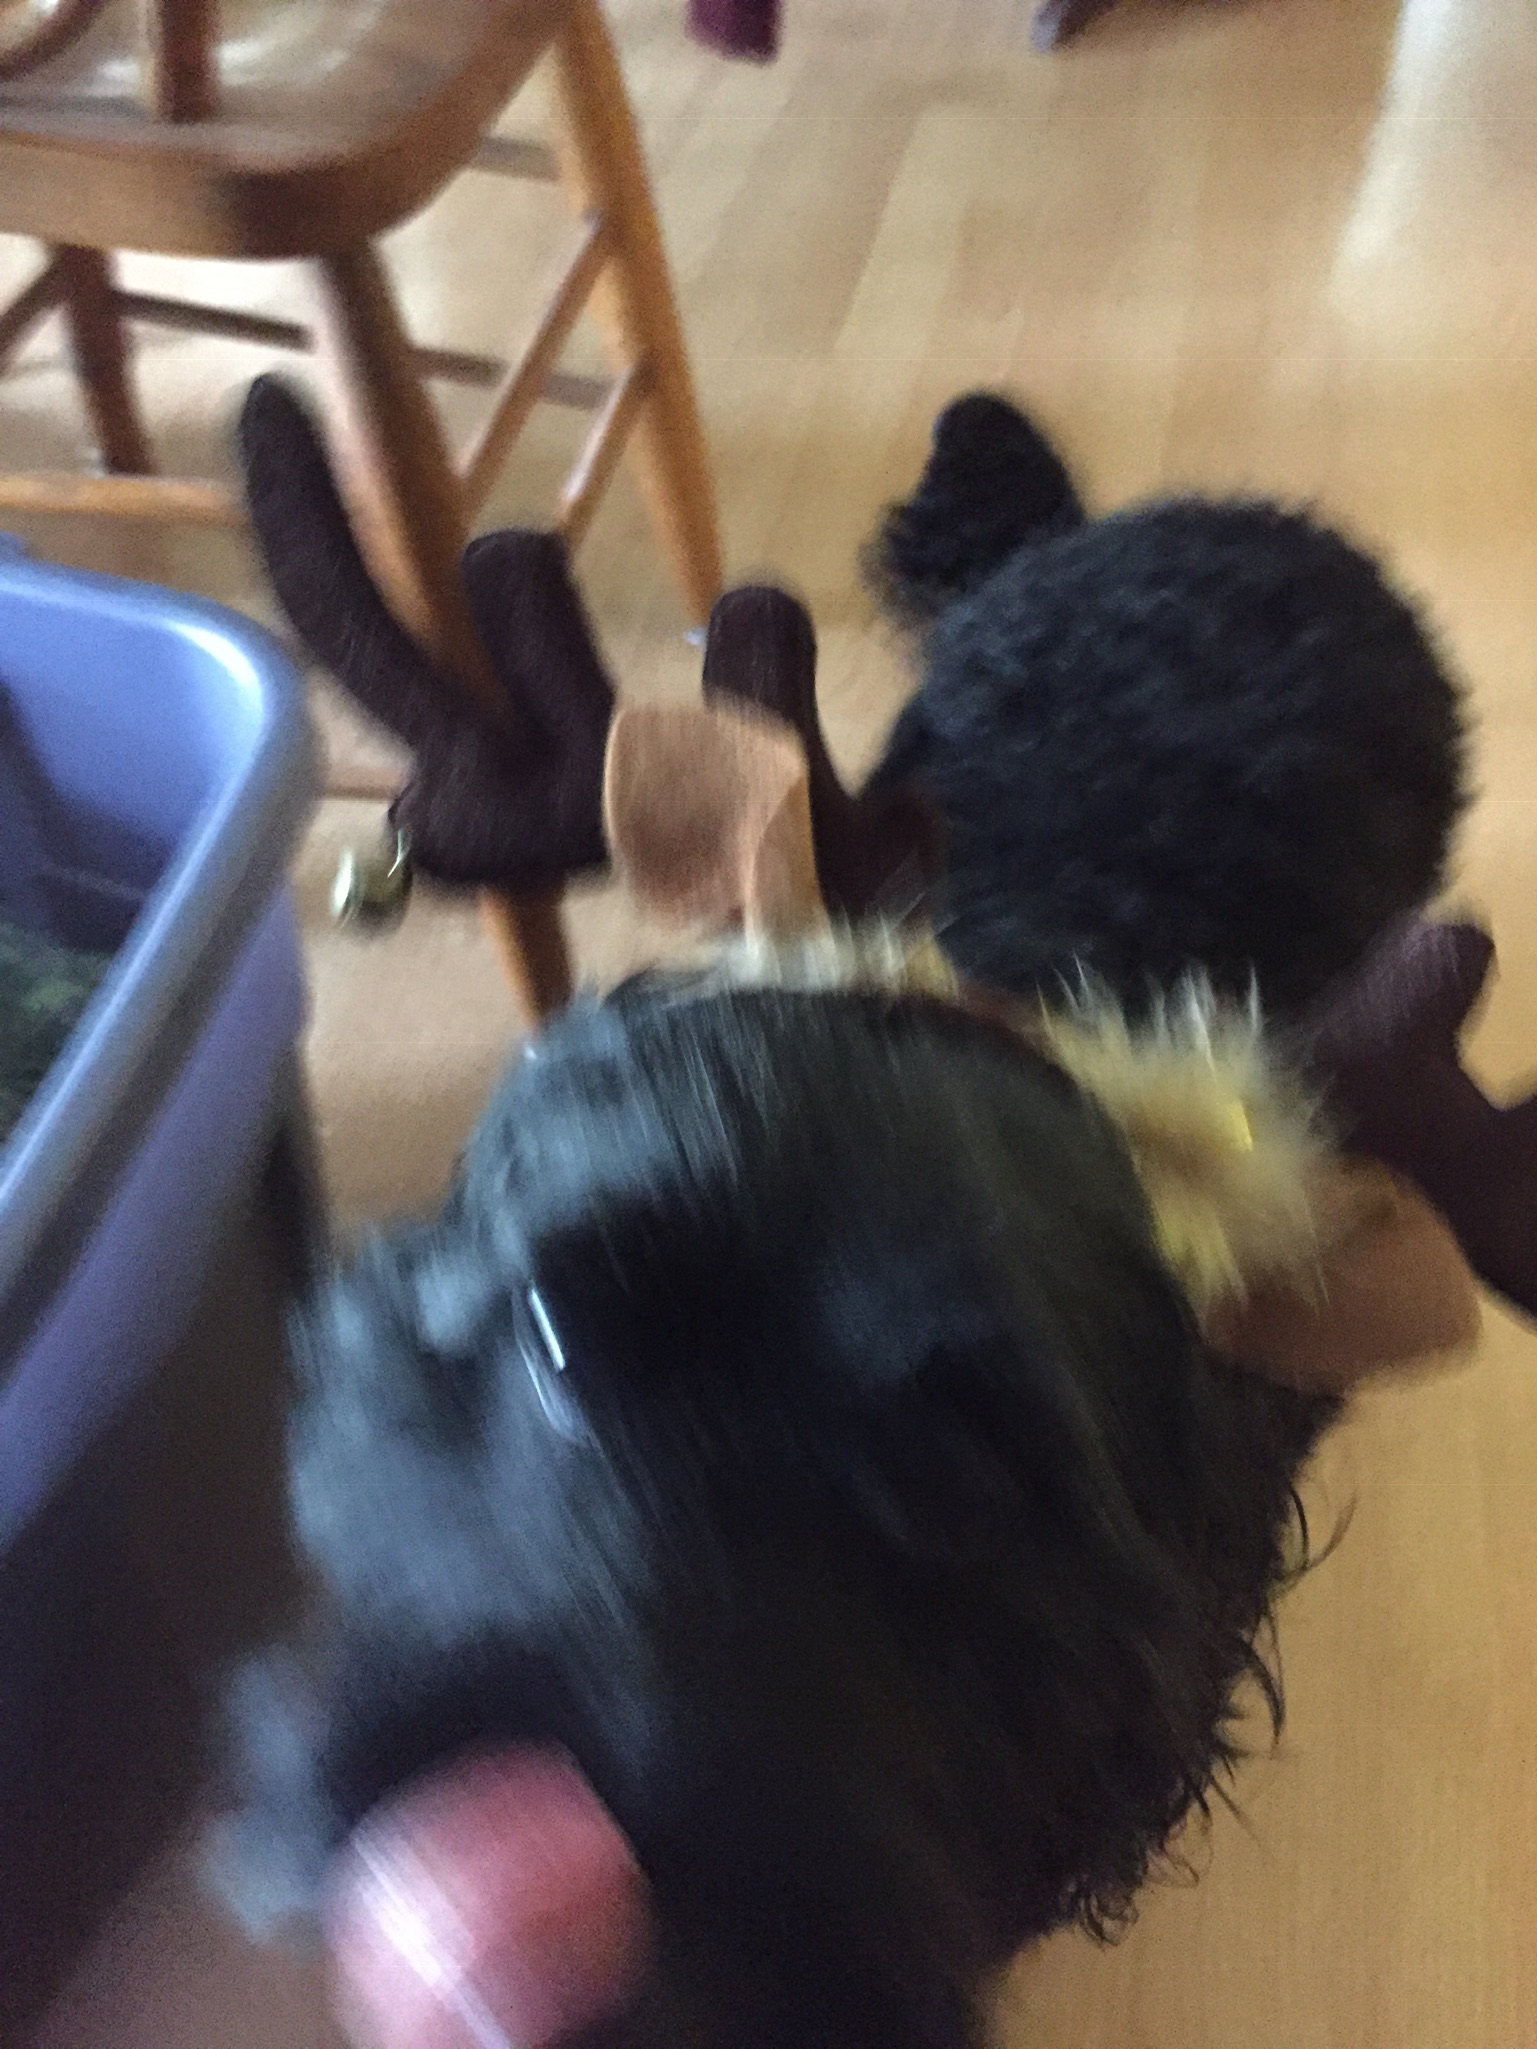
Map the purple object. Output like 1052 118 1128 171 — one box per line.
0 541 317 1543
687 0 780 60
1030 0 1121 50
684 0 1123 60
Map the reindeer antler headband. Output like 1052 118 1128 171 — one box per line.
241 376 1536 1385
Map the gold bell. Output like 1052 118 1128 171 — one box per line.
331 827 414 932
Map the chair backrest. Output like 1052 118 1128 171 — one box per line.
0 0 215 118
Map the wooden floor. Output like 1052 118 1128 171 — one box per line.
9 2 1537 2045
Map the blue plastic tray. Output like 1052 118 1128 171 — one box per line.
0 541 317 1542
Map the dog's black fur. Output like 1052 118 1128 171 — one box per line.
221 982 1334 2048
220 395 1468 2047
866 393 1468 1015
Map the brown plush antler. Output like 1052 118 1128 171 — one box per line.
1301 916 1537 1321
701 586 942 917
239 377 614 889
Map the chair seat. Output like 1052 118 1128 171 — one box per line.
0 0 569 258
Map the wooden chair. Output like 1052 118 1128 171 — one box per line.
0 0 723 1022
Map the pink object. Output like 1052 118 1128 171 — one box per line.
328 1749 653 2049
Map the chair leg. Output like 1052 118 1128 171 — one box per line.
52 247 154 475
552 0 723 628
308 242 573 1026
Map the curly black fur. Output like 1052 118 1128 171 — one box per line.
866 393 1085 623
218 982 1335 2049
865 395 1467 1014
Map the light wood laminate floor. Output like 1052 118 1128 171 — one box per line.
7 3 1536 2044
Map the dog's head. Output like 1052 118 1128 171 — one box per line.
224 971 1345 2049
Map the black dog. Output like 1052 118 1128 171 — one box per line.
216 393 1470 2048
867 393 1467 1016
218 970 1334 2049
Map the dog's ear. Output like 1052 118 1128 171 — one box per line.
604 700 825 938
1207 1162 1479 1396
864 392 1086 624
